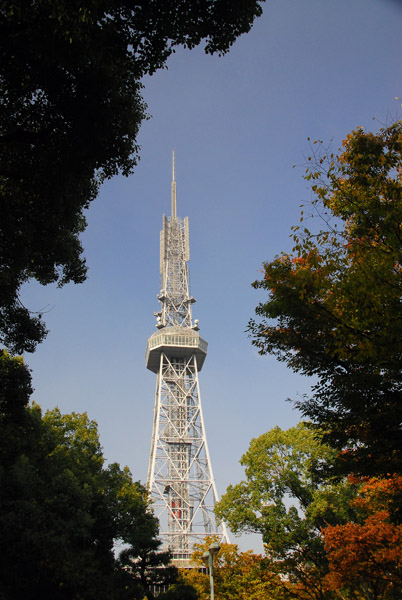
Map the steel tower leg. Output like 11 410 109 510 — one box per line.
147 352 228 566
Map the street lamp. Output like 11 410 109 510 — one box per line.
202 542 220 600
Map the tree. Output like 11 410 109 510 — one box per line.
323 476 402 599
118 516 177 600
248 121 402 477
158 583 199 600
215 424 356 600
0 349 32 418
1 0 264 353
0 359 165 600
180 537 284 600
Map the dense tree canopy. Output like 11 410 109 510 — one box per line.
248 122 402 477
0 0 264 353
216 424 402 599
324 476 402 599
0 351 171 600
0 349 33 417
215 424 356 600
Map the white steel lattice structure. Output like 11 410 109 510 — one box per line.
146 153 229 567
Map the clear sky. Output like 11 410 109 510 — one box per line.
21 0 402 552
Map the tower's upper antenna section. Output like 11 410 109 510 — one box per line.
171 150 176 218
155 153 196 330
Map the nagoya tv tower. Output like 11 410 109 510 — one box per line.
145 153 229 566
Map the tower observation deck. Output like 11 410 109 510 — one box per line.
146 153 229 567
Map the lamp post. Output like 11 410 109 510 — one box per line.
202 542 220 600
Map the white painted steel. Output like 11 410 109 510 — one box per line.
146 154 229 566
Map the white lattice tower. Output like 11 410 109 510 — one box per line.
145 153 229 567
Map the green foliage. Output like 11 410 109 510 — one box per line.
215 424 356 600
118 512 177 600
159 583 199 600
0 349 32 418
248 121 402 477
0 396 164 600
119 546 177 600
1 0 264 353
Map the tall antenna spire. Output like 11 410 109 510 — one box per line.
171 149 176 218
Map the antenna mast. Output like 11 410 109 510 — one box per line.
171 150 176 218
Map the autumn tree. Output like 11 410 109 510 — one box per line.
180 537 284 600
323 476 402 599
215 424 356 600
248 122 402 477
0 0 264 353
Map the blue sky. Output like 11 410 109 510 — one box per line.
21 0 401 552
